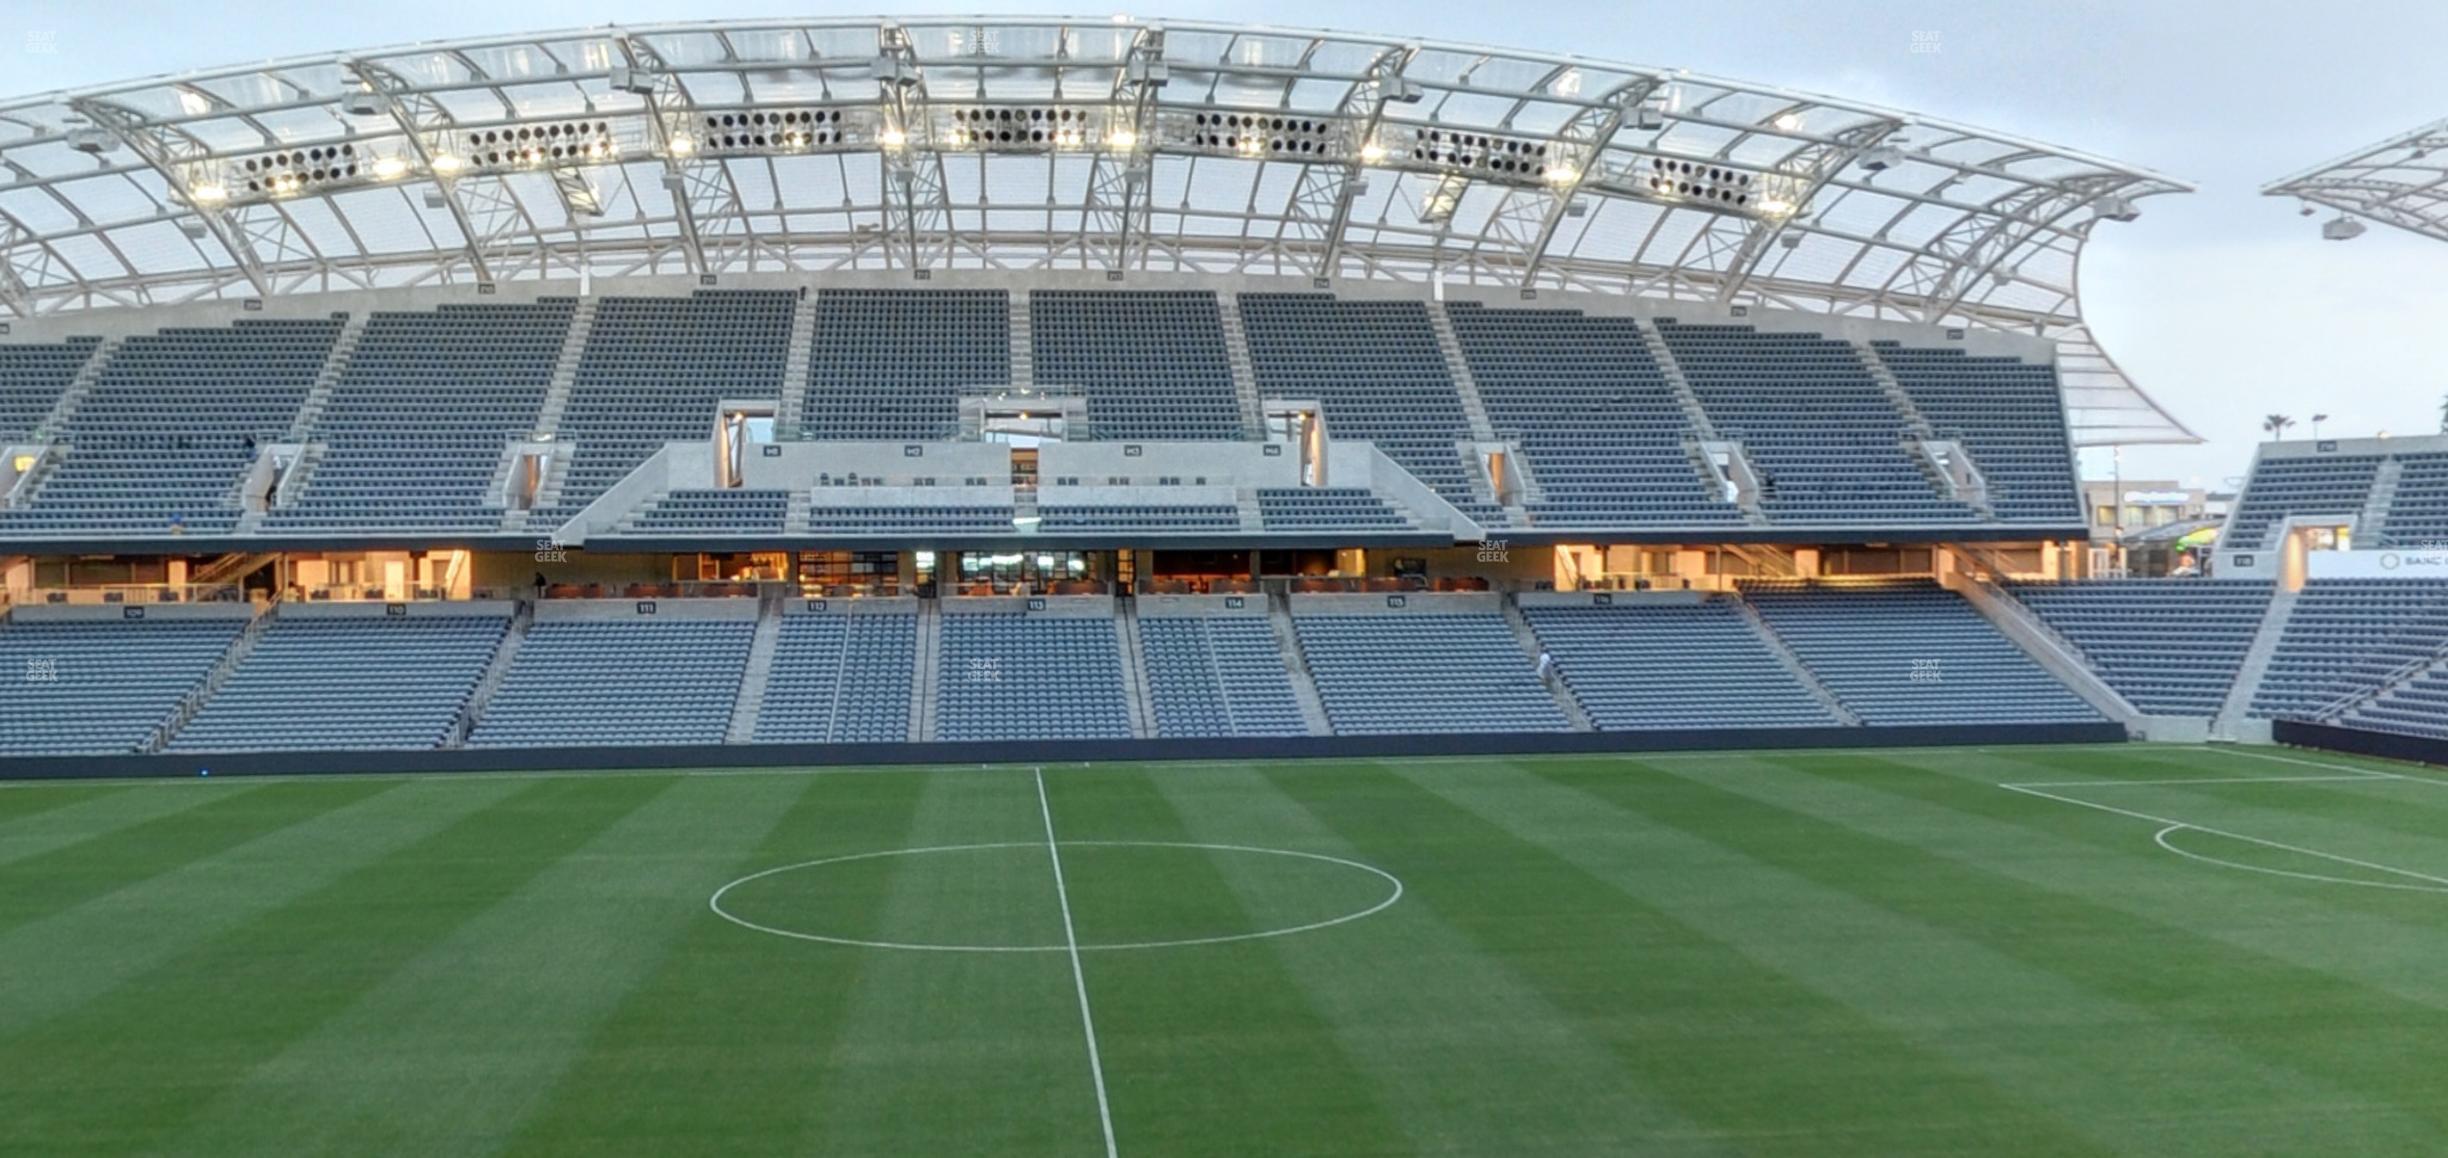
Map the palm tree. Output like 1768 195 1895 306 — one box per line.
2311 412 2330 438
2438 392 2447 433
2263 414 2296 440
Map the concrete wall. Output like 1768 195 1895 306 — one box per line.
11 601 255 622
274 599 513 620
742 440 1012 488
533 597 760 622
1134 592 1272 618
938 594 1115 618
1288 591 1502 616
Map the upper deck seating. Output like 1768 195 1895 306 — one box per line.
1031 290 1244 440
270 301 573 532
0 318 339 535
2225 454 2384 550
2379 452 2448 549
0 337 99 439
1445 304 1734 527
538 291 793 522
804 289 1007 440
1658 322 1976 525
1239 294 1501 526
1872 341 2082 524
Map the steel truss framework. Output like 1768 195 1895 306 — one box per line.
2266 116 2448 245
0 16 2194 443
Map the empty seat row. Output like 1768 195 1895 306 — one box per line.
170 615 508 751
1293 611 1569 734
1522 600 1839 730
1140 616 1308 737
754 613 917 743
2007 579 2273 716
468 619 752 747
1742 580 2103 725
0 617 245 754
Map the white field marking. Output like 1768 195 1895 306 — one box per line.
2152 825 2448 894
1038 768 1121 1158
2222 747 2448 787
2000 782 2448 893
2004 775 2390 788
706 842 1403 953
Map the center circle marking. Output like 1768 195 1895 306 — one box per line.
709 840 1404 952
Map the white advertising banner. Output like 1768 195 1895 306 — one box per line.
2307 549 2448 579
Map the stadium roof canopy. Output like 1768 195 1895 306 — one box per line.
2265 116 2448 245
0 16 2194 443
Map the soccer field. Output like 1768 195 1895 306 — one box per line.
7 743 2448 1156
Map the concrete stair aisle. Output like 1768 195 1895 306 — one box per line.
1731 594 1863 725
2212 584 2302 740
287 313 368 442
780 290 816 437
451 602 532 747
1500 592 1593 731
533 297 599 439
1215 292 1266 439
150 604 276 752
1427 304 1498 442
1008 291 1034 390
1636 318 1717 438
1856 341 1938 439
1113 597 1155 739
5 447 62 509
1234 489 1264 533
33 336 117 441
726 597 786 743
912 600 942 741
1266 590 1333 736
2360 456 2405 543
1949 577 2144 731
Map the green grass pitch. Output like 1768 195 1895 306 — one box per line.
6 743 2448 1156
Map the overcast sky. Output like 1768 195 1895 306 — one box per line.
8 0 2447 488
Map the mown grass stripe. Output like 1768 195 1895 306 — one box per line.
0 775 528 1039
1042 766 1408 1158
1499 754 2448 1156
0 775 671 1155
1784 749 2448 932
168 773 808 1157
497 768 930 1156
1268 759 2115 1157
799 770 1096 1156
0 781 231 870
1151 763 1725 1157
0 781 125 824
1703 751 2448 1138
0 778 389 937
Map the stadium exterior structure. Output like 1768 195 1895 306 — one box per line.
2265 116 2448 244
0 16 2192 445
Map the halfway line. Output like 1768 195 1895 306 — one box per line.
1036 767 1120 1158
